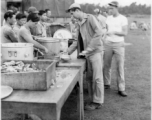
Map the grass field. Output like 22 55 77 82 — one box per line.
2 16 151 120
61 16 151 120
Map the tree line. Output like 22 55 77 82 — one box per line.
80 2 151 15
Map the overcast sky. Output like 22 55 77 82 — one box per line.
75 0 151 6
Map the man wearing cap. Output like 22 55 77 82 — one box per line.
27 6 39 36
103 1 128 97
66 3 104 110
28 6 39 14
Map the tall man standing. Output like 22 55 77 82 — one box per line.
66 3 104 110
103 1 128 97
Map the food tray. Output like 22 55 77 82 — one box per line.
1 60 56 91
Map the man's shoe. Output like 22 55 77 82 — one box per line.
104 85 110 89
118 91 127 97
84 102 102 111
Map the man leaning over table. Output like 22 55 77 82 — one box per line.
18 13 48 54
66 3 105 111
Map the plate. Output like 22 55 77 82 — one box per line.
60 54 71 62
1 85 13 99
53 29 72 40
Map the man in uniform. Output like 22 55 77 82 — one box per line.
67 3 104 110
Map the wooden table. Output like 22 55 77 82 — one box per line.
2 59 86 120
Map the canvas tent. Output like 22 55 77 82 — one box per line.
22 0 74 17
1 0 74 24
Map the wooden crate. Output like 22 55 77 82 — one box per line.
1 60 56 91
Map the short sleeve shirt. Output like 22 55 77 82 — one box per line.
106 14 128 42
37 21 47 37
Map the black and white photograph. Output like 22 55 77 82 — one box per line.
0 0 151 120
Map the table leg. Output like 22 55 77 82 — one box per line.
56 109 61 120
80 72 84 120
77 70 84 120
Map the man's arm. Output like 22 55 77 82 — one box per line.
20 30 48 52
67 41 77 55
107 25 128 37
67 27 79 55
114 25 128 36
8 29 18 42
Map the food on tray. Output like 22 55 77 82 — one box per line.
1 61 45 73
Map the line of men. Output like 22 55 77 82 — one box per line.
1 1 128 112
66 1 128 111
1 6 54 54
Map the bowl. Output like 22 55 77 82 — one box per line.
60 54 71 62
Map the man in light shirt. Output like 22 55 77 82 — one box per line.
37 10 47 37
13 13 26 37
1 11 18 43
103 1 128 97
45 9 53 23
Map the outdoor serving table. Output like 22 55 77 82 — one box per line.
2 59 86 120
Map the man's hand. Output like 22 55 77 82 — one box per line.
79 50 88 56
60 49 69 55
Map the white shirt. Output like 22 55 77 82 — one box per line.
106 14 128 42
37 21 47 37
